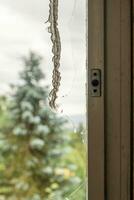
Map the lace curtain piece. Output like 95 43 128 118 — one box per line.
47 0 61 109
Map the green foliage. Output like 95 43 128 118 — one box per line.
0 96 9 128
0 52 86 200
63 124 87 200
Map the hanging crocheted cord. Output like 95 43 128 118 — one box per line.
46 0 61 110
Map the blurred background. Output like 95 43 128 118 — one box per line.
0 0 86 199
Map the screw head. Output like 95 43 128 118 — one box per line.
91 79 99 87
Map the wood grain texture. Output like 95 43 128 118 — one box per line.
131 0 134 200
88 0 105 199
105 0 131 199
120 1 131 199
88 0 131 199
105 1 121 199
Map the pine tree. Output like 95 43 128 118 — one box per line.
0 52 79 200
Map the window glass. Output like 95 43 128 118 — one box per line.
0 0 87 199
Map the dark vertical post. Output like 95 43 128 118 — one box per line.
88 0 105 199
105 0 131 199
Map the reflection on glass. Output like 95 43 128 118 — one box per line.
0 0 86 199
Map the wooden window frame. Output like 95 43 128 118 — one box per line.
88 0 132 199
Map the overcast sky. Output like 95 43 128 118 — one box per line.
0 0 86 118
